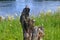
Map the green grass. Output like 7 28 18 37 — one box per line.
0 12 60 40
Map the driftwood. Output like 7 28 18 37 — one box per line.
23 18 45 40
20 5 44 40
32 26 45 40
20 14 44 40
20 5 30 40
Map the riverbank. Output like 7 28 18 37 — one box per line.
0 11 60 40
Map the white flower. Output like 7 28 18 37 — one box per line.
11 16 14 19
47 10 52 13
1 16 5 20
33 19 35 22
7 15 14 21
40 38 43 40
0 16 5 21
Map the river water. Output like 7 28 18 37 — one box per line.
0 0 60 16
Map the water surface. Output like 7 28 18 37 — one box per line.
0 0 60 16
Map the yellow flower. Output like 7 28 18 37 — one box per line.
7 15 14 21
10 24 12 26
46 10 52 16
47 10 52 13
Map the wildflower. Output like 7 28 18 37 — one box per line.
1 16 5 20
7 15 14 21
47 10 52 13
10 24 12 26
11 16 14 19
8 16 11 21
33 19 35 22
46 10 52 16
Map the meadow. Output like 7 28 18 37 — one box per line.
0 10 60 40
